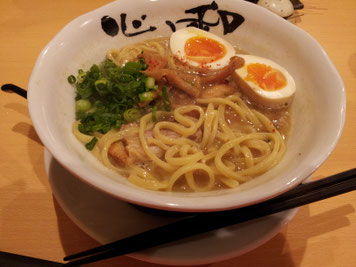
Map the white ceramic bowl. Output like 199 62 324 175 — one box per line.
28 0 345 212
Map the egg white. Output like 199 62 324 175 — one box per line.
233 54 296 108
170 27 236 70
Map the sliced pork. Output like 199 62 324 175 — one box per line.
109 124 203 167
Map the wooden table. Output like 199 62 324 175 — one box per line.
1 0 355 266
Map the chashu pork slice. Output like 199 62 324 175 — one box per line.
108 124 202 167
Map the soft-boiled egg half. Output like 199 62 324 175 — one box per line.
170 27 236 70
233 54 296 108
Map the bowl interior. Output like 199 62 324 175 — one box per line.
28 0 345 212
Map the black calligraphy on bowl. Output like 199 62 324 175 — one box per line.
101 1 245 38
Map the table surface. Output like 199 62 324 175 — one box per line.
1 0 356 266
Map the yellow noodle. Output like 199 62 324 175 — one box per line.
165 145 204 166
201 103 216 148
185 171 214 192
167 163 215 191
207 110 219 148
139 112 177 172
217 176 240 188
106 39 167 66
197 97 247 120
227 94 262 128
128 166 168 190
146 137 170 151
240 145 254 168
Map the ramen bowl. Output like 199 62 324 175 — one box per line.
28 0 345 212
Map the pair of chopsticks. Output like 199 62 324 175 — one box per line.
63 168 356 266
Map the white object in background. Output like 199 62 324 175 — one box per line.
257 0 294 18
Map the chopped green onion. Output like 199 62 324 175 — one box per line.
85 137 98 150
119 74 133 82
162 104 171 112
75 99 91 112
94 78 108 87
90 64 100 73
77 69 85 83
123 62 143 74
123 108 141 122
161 86 171 111
145 77 155 89
114 120 122 129
68 58 167 136
94 78 108 96
67 75 76 84
162 86 171 106
139 91 155 102
138 57 148 70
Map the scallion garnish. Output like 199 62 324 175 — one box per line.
68 57 169 135
123 108 141 122
145 77 155 89
67 75 76 84
94 78 109 96
75 99 91 112
139 91 155 102
162 86 171 111
85 137 98 150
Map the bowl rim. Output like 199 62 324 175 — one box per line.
27 0 346 212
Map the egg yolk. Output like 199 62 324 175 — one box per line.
184 36 226 63
245 63 287 91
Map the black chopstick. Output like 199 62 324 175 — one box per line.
0 251 62 266
63 168 356 266
270 168 356 202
